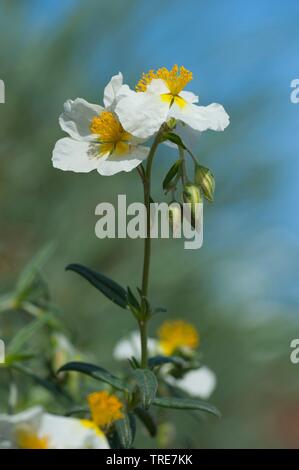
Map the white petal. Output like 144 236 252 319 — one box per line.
59 98 103 141
115 92 169 139
103 72 123 108
163 122 201 150
113 331 157 360
97 145 149 176
146 78 169 95
40 414 109 449
52 138 100 173
0 407 43 448
169 102 230 132
166 366 217 399
179 90 199 104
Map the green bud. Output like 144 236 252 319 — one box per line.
166 117 177 129
183 183 202 205
182 183 202 228
194 164 215 202
168 202 182 237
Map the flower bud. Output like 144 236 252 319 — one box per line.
182 183 202 228
166 117 177 129
194 164 215 202
183 183 202 205
168 202 182 237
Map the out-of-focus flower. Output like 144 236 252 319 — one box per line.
0 407 109 449
157 320 199 356
87 391 123 429
164 366 217 399
113 330 158 361
52 73 149 176
51 333 79 372
113 324 216 400
51 333 84 395
115 65 230 139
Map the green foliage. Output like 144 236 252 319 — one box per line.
163 160 182 192
114 412 136 449
58 361 129 392
134 407 157 437
66 264 128 309
162 132 187 150
133 368 158 410
153 397 220 418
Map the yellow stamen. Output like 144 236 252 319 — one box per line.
90 111 132 156
17 429 49 449
87 390 123 429
136 65 193 96
157 320 199 356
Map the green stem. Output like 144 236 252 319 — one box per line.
139 319 148 369
138 127 164 368
179 146 187 185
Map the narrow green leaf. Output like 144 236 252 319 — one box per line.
127 287 140 311
7 314 51 356
153 307 167 314
115 412 136 449
134 407 157 437
128 356 140 370
163 132 187 150
16 243 55 301
65 407 89 417
148 355 186 369
5 353 36 365
66 264 128 309
133 369 158 409
162 160 182 191
12 364 71 402
153 397 220 418
58 361 128 392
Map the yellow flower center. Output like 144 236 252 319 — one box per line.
90 111 132 156
136 65 192 109
157 320 199 356
87 390 123 429
80 419 105 437
17 429 49 449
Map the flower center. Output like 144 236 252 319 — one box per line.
87 390 123 429
136 64 192 97
17 429 49 449
90 111 132 156
80 419 105 437
157 320 199 356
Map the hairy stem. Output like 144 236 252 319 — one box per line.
138 127 164 368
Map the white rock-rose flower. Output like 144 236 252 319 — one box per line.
52 73 149 176
0 407 109 449
113 330 158 361
115 65 230 139
164 366 217 399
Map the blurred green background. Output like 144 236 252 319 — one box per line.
1 0 299 448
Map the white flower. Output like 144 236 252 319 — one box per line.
52 73 149 176
113 331 158 361
165 366 217 400
0 407 109 449
115 65 230 139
